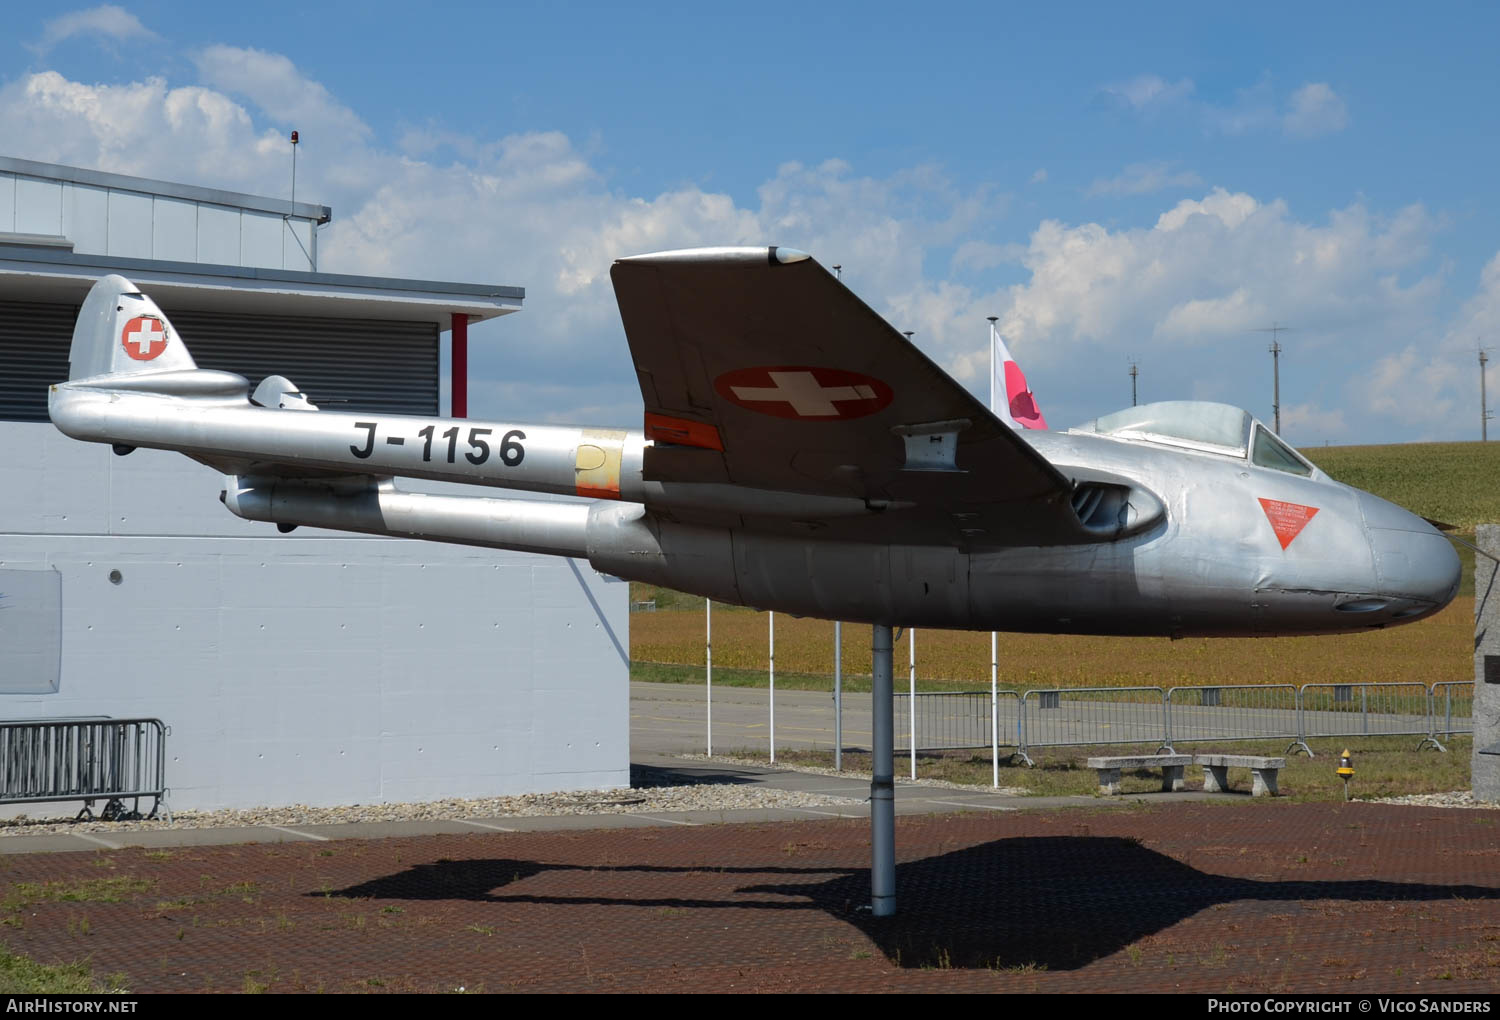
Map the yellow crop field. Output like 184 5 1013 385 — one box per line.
631 597 1473 690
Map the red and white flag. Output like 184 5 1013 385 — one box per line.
989 322 1047 429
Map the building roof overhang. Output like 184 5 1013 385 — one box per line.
0 245 523 328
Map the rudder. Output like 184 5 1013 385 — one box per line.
68 275 197 381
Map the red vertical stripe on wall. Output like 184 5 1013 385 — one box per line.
451 313 468 418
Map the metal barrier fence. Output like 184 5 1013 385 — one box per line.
889 682 1476 762
894 691 1020 751
1166 684 1300 747
1298 683 1432 743
1019 687 1167 758
1430 682 1473 739
0 718 169 820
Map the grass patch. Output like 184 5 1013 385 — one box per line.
1303 441 1500 534
4 877 154 912
730 734 1472 801
154 897 202 912
0 946 128 993
632 659 885 693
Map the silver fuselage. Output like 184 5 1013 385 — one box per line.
50 372 1459 637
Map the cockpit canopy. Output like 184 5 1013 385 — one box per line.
1072 400 1319 478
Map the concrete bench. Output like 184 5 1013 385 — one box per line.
1085 754 1192 795
1194 754 1285 797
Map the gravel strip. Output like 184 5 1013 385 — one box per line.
1370 791 1497 809
0 783 863 839
681 753 1031 796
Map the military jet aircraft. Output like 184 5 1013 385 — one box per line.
49 247 1461 915
50 246 1459 636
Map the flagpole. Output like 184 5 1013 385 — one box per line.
987 317 998 412
909 626 916 781
987 316 1000 787
706 598 712 756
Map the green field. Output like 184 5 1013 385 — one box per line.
630 439 1498 688
1302 440 1500 532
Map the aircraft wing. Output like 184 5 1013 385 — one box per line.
611 247 1080 542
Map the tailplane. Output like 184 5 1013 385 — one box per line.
68 274 197 382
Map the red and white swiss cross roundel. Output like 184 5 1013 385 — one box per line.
714 366 893 420
120 315 169 361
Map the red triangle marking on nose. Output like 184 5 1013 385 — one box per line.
1258 498 1320 550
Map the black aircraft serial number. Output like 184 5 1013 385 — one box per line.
350 422 525 467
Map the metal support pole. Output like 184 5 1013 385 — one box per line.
871 623 895 917
991 630 999 788
908 627 917 780
705 599 712 756
769 611 776 763
834 621 843 772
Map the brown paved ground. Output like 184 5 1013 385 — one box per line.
2 801 1499 993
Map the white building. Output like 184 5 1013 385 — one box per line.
0 157 628 811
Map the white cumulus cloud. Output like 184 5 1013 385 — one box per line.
1284 82 1350 138
0 55 1484 442
29 5 156 55
1358 251 1500 436
1096 74 1195 113
1087 162 1203 198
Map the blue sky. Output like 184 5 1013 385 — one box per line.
5 3 1499 444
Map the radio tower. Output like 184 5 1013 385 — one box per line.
1129 360 1138 407
1252 323 1293 434
1482 343 1493 441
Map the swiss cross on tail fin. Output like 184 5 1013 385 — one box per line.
67 275 197 382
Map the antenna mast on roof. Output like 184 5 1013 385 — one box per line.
1129 359 1139 407
1251 322 1293 434
289 130 299 209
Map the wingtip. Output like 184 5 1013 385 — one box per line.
615 246 812 267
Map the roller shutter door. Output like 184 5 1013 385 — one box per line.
171 311 438 416
0 301 439 422
0 301 76 422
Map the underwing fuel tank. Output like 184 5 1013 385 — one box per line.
49 268 1462 637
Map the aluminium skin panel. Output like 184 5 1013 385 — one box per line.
0 167 318 272
60 182 108 254
0 427 629 810
13 176 62 236
105 189 154 259
150 195 198 263
0 173 14 232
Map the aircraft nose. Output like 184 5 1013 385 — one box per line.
1357 490 1461 611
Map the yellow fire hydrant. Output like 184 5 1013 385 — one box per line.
1336 749 1355 801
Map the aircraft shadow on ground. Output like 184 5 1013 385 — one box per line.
323 836 1500 971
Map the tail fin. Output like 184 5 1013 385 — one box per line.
68 275 197 382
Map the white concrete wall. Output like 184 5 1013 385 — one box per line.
1 172 318 271
0 422 629 810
